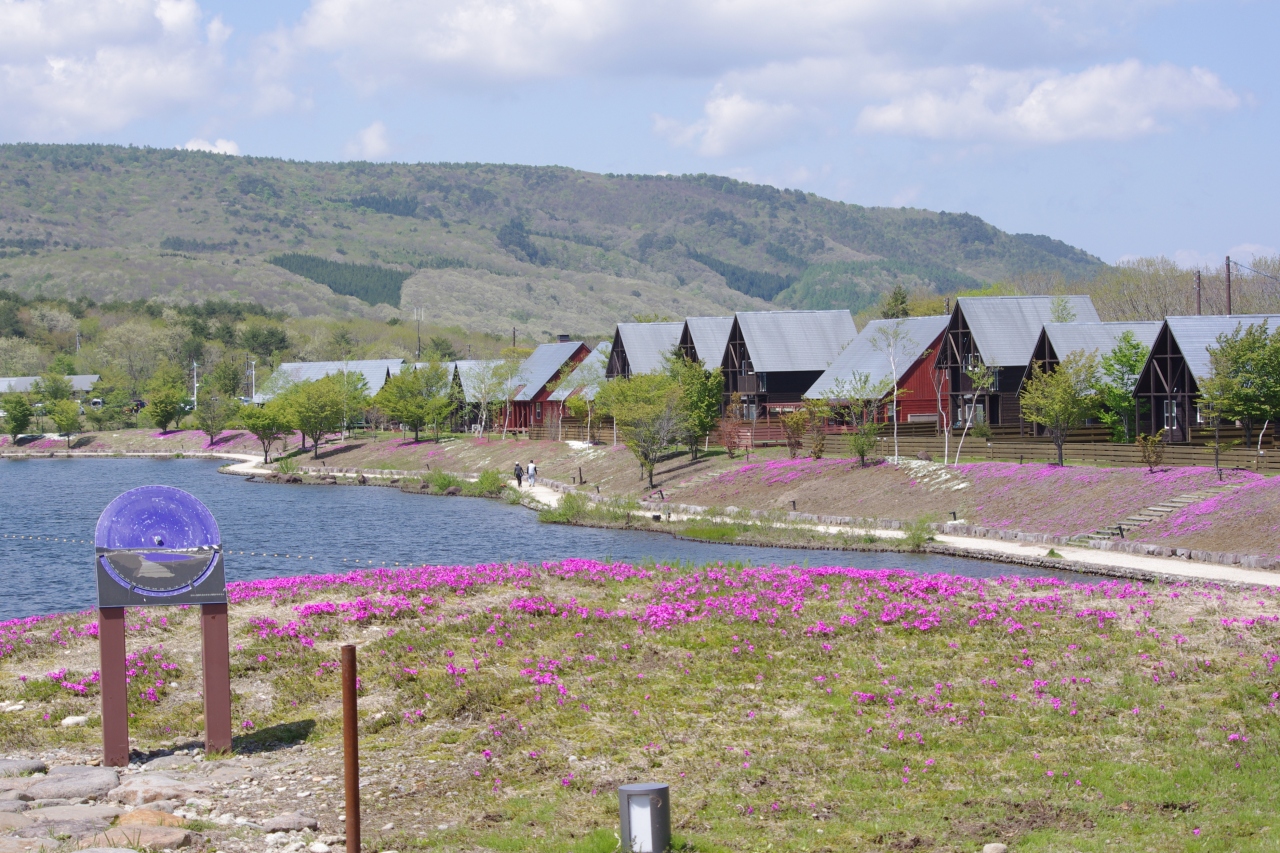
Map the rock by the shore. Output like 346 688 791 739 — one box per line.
107 774 210 806
0 764 44 780
117 810 186 828
24 768 119 801
263 812 319 832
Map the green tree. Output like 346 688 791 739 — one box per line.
1207 321 1280 448
34 372 73 403
195 392 240 445
427 336 459 361
240 324 289 360
145 363 189 432
1050 295 1077 323
666 351 722 460
376 364 449 441
239 402 292 463
49 399 81 447
881 284 910 319
3 393 33 442
1019 350 1101 466
289 377 345 458
210 358 245 398
1097 331 1151 443
869 319 919 458
596 372 683 488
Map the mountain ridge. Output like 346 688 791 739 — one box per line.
0 144 1106 337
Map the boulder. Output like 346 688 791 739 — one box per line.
107 774 211 806
27 805 122 823
117 810 186 828
135 800 180 814
60 716 88 728
263 812 320 832
137 755 196 772
0 790 32 801
0 839 58 853
444 486 462 496
0 813 34 830
15 819 108 840
983 845 1009 853
25 768 119 801
0 761 45 778
77 827 193 850
0 803 28 813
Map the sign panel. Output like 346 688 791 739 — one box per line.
94 485 227 607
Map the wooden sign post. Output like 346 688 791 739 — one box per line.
94 486 231 766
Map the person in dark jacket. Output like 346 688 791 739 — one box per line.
514 462 524 488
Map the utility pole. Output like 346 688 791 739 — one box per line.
249 360 257 401
192 361 200 412
1195 270 1202 315
512 327 516 349
1226 256 1232 315
415 308 423 361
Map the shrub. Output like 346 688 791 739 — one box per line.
902 516 935 551
276 456 299 475
848 423 879 466
681 521 739 542
427 470 464 493
1138 430 1167 472
462 469 507 497
539 491 591 523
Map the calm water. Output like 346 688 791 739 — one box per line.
0 458 1087 620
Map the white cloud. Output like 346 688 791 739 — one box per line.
344 120 390 159
855 60 1239 143
0 0 227 137
181 137 239 155
655 92 806 156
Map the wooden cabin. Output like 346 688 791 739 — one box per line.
722 310 858 417
605 322 684 379
934 296 1098 426
806 315 950 424
1134 315 1280 442
506 341 590 431
678 316 734 368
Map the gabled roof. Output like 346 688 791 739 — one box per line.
611 322 683 376
733 310 858 373
1163 315 1280 382
513 341 587 401
442 360 505 404
682 316 735 367
805 316 947 399
550 345 608 402
261 359 403 401
1040 321 1162 362
957 296 1099 367
0 375 99 394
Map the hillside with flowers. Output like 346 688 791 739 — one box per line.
1 559 1279 850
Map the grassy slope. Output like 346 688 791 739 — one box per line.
0 145 1104 334
1 561 1278 852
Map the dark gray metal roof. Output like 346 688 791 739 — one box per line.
444 360 505 403
806 316 947 399
264 359 403 400
735 310 858 372
1041 321 1161 361
1164 314 1280 381
0 375 99 394
958 296 1099 366
513 341 585 401
549 345 608 402
683 316 734 367
614 322 683 375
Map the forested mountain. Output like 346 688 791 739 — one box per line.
0 144 1105 338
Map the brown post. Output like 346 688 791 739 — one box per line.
342 644 361 853
99 607 129 767
200 603 233 755
1195 270 1202 315
1226 256 1232 315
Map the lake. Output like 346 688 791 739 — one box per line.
0 458 1088 620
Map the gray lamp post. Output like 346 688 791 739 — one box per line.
619 783 670 853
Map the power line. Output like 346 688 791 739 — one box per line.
1229 258 1280 285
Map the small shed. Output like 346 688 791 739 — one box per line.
678 316 735 368
508 341 590 430
1134 314 1280 442
605 322 684 379
723 310 858 415
806 315 949 423
934 296 1099 426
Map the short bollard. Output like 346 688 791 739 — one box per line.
619 783 670 853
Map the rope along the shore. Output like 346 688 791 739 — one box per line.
0 533 421 567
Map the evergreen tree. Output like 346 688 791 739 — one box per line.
881 284 910 319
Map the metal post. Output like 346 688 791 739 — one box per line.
98 607 129 767
201 603 233 755
342 644 361 853
1226 256 1232 315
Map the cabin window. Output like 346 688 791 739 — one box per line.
1196 405 1204 424
535 402 543 420
1163 400 1178 430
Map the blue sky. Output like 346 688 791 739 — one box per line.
1 0 1274 266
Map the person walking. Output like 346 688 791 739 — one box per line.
527 459 537 487
514 462 524 489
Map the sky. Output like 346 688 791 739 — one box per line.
0 0 1275 266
